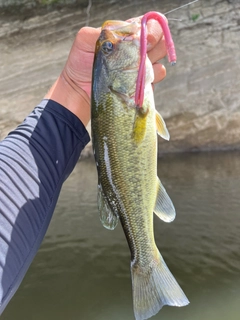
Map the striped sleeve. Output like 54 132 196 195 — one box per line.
0 99 90 314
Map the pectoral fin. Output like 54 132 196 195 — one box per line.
154 178 176 222
132 109 148 144
156 111 170 141
98 185 119 230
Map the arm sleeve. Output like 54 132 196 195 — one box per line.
0 99 90 314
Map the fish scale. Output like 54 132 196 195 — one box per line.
91 18 189 320
93 91 157 262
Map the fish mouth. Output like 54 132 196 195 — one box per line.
102 20 140 35
95 20 140 56
95 32 140 59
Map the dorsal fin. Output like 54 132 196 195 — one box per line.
154 178 176 222
98 185 119 230
156 111 170 141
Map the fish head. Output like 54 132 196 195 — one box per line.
96 20 140 70
92 20 144 107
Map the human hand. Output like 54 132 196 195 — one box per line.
45 17 168 125
62 27 100 99
127 16 167 86
63 18 167 98
45 27 100 126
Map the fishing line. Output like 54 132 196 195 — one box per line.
164 0 200 15
167 18 183 21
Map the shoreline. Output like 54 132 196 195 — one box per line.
1 0 240 157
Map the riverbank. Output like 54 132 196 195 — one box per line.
0 0 240 157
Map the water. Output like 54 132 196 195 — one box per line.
2 151 240 320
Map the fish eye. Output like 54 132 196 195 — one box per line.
102 41 113 55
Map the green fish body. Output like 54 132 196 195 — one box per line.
91 20 189 320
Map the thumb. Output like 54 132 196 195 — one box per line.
75 27 101 53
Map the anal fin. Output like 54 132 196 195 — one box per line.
154 178 176 222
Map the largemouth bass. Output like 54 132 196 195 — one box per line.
91 19 189 320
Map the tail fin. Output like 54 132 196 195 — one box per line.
131 252 189 320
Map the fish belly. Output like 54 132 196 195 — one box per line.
92 94 157 261
92 94 189 320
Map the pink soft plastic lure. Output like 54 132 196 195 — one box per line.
135 11 177 108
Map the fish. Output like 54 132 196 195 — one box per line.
91 19 189 320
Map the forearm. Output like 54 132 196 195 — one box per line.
0 99 90 313
45 72 91 126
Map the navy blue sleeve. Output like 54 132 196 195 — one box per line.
0 99 90 314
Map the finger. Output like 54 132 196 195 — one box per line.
148 37 167 64
146 19 164 51
152 63 166 84
126 16 142 24
76 27 101 52
127 15 165 47
127 16 167 63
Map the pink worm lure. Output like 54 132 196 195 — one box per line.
135 11 177 108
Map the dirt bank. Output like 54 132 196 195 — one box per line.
0 0 240 156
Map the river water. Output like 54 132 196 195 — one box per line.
1 151 240 320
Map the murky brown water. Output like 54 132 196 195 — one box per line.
2 151 240 320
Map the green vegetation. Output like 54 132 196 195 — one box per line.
191 13 200 22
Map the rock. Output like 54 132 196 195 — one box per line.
0 0 240 158
156 0 240 154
